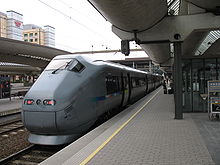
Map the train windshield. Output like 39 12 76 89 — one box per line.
45 58 85 73
45 59 73 71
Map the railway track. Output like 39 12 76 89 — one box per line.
0 120 24 135
0 144 65 165
0 109 23 135
0 109 21 118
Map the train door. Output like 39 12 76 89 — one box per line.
147 74 153 92
121 74 130 107
145 75 148 94
153 75 156 89
127 73 131 104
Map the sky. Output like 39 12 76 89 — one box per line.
0 0 147 59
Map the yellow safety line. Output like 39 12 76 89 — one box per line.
80 88 162 165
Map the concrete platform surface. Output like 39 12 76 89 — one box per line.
41 87 217 165
0 97 22 113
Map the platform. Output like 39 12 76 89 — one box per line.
0 97 22 113
40 87 219 165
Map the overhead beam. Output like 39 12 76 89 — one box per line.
113 13 220 42
0 53 49 68
0 37 71 59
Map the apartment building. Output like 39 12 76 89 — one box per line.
23 24 55 47
6 10 23 40
23 24 45 45
0 10 55 47
0 12 7 38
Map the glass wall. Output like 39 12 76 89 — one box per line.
182 60 192 112
182 58 219 112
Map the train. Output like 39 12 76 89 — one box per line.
22 54 162 145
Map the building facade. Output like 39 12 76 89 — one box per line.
23 24 45 45
23 24 55 47
6 10 23 40
43 25 55 47
0 10 55 47
183 58 220 113
0 12 7 38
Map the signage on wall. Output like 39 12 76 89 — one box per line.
14 21 22 28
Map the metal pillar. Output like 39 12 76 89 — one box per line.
174 42 183 119
149 61 152 73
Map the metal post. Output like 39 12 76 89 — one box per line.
174 42 183 119
0 84 2 99
9 84 11 101
149 61 152 73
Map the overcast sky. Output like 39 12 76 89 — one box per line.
0 0 147 59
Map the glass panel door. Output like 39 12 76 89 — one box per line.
192 59 205 112
182 60 192 112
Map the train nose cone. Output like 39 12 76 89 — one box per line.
23 111 57 134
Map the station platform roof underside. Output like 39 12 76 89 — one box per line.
88 0 220 73
0 37 71 74
0 0 220 74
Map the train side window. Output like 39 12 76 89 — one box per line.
117 76 122 91
139 78 145 86
123 77 128 90
131 77 146 88
147 75 153 84
106 76 120 94
131 78 136 88
68 60 85 72
135 78 140 87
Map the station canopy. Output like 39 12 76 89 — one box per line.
0 37 71 74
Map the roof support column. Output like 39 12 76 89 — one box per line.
174 42 183 119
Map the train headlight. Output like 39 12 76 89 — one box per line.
36 99 41 105
24 99 34 105
43 99 56 106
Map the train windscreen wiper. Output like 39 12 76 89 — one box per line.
51 61 72 74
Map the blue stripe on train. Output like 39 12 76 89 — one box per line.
92 91 122 102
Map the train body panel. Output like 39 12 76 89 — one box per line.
22 54 162 145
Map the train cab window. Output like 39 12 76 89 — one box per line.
45 58 85 73
68 60 85 72
45 59 73 71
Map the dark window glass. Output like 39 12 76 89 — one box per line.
45 58 85 73
106 76 120 94
131 78 136 88
131 77 146 88
68 60 85 72
123 77 128 90
139 78 145 86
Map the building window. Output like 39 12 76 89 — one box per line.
24 39 28 42
29 33 33 37
30 39 33 42
35 33 38 36
24 34 28 37
35 38 38 42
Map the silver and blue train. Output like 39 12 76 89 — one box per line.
22 55 162 145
